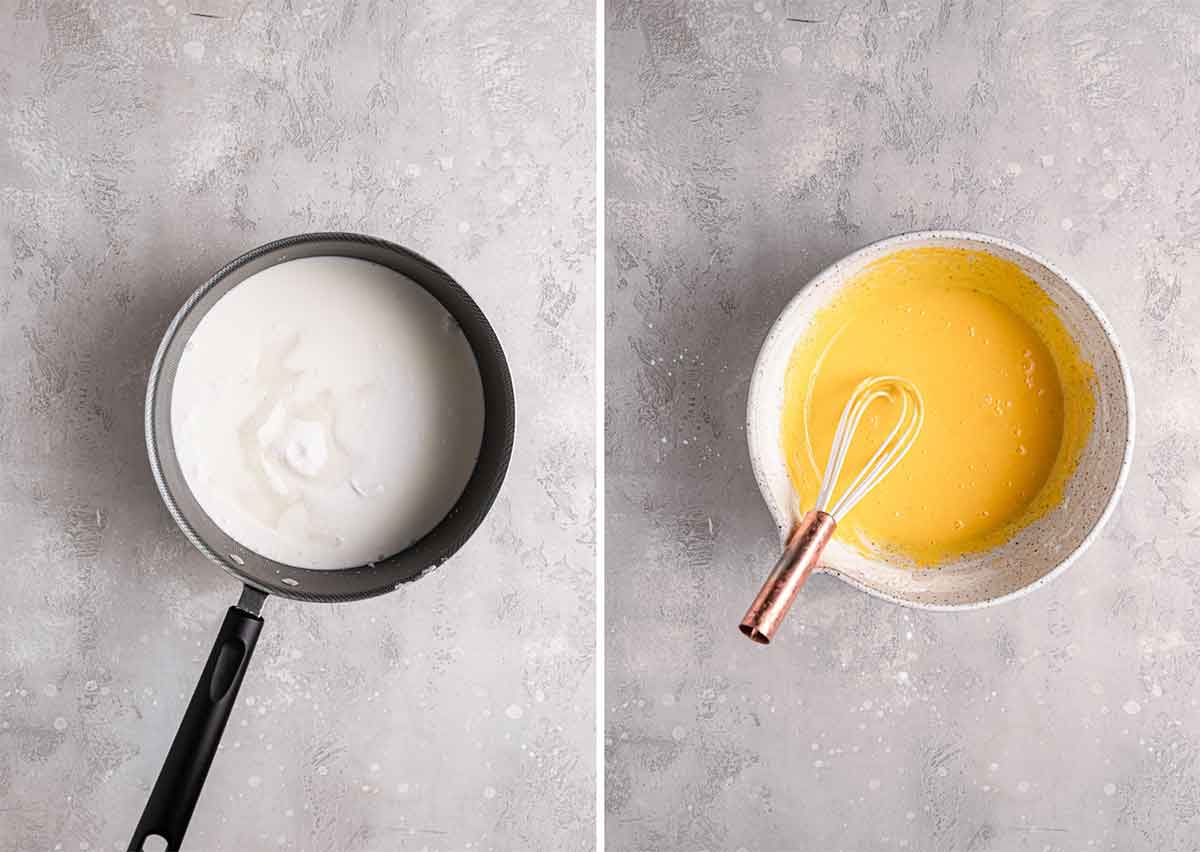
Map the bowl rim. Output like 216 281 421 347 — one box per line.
746 228 1136 611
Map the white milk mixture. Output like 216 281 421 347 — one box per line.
171 256 485 570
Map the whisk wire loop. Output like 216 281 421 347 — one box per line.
814 376 924 521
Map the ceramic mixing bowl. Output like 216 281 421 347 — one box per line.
746 230 1134 611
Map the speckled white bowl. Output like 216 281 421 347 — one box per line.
747 230 1134 610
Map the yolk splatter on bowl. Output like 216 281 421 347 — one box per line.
781 246 1096 566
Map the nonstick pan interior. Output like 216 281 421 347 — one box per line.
145 232 515 601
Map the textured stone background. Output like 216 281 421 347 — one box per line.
0 1 594 850
607 1 1197 850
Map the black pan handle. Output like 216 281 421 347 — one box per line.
129 599 264 851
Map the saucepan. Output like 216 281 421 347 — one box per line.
129 232 514 851
743 230 1134 627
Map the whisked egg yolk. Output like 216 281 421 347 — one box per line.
782 247 1096 566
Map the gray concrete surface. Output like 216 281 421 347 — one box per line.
0 2 594 850
606 1 1199 849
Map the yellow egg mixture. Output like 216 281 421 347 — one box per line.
782 247 1096 566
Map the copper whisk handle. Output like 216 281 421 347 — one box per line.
739 510 837 645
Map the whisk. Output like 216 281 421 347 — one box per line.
740 376 925 644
